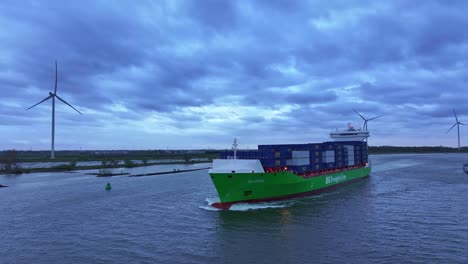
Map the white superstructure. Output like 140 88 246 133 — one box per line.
330 123 369 141
209 159 265 173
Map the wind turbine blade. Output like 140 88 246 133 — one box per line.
54 61 58 94
453 109 459 123
55 94 82 115
368 115 383 121
353 109 366 121
26 95 53 110
460 122 468 126
446 123 457 134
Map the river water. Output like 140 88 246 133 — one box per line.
1 154 467 264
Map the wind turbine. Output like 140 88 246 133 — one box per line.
27 61 82 159
353 109 382 131
446 109 467 151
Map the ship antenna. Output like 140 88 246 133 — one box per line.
232 137 239 159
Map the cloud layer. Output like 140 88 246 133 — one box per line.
1 0 468 150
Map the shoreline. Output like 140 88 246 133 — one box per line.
129 167 210 177
0 160 212 176
2 151 467 175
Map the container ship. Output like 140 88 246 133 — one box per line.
208 124 371 210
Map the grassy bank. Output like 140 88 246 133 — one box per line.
0 160 212 175
2 146 467 175
368 146 468 154
0 149 218 175
1 149 219 163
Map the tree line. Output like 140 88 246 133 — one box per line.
368 146 468 154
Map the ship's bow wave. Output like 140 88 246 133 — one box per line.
200 197 293 211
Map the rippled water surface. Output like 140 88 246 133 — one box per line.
1 154 468 264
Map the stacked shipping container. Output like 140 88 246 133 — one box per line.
220 141 368 174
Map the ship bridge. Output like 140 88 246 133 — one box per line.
329 124 369 141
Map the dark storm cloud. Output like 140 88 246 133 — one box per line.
2 0 468 148
139 89 211 112
291 1 468 76
185 0 239 32
356 82 441 104
0 1 155 80
242 88 337 107
241 116 266 123
286 91 337 105
0 1 163 117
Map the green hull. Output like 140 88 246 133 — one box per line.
209 166 371 204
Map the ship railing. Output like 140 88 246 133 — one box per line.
263 163 367 178
296 163 367 178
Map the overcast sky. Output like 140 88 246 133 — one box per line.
1 0 468 150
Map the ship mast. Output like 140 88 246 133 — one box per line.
232 137 239 159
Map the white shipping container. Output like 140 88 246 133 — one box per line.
345 145 354 153
322 152 335 163
287 158 310 166
287 158 308 165
345 145 355 161
292 151 310 159
294 158 310 166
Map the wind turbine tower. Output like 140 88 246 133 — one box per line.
27 61 82 159
446 109 467 151
353 109 382 131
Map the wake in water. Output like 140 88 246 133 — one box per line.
371 159 421 173
199 197 293 211
229 202 292 211
198 198 222 211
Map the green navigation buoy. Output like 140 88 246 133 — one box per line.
106 182 112 191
